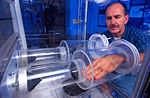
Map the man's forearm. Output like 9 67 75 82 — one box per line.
104 54 126 67
87 54 126 80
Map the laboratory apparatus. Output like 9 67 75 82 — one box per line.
63 39 140 96
1 0 150 97
9 39 139 97
6 53 112 98
0 33 109 98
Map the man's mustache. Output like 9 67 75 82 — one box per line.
109 24 119 28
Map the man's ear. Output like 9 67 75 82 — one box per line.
125 14 129 24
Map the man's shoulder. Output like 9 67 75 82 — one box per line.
125 26 150 40
126 26 143 35
125 26 150 52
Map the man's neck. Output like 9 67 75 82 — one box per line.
112 33 122 38
112 26 126 38
113 36 122 40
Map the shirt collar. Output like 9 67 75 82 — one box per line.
107 26 127 42
121 25 128 39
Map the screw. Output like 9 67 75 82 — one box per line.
11 83 18 88
9 72 15 76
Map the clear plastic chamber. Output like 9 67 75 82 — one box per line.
18 39 140 93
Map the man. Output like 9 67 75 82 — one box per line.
87 2 150 95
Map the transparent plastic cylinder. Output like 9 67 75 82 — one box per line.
14 47 70 66
22 59 87 92
71 39 140 90
59 34 109 55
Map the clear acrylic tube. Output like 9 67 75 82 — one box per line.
22 59 87 92
59 34 109 55
14 47 70 66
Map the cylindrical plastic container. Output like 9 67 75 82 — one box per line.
15 47 70 66
20 59 88 92
59 34 109 55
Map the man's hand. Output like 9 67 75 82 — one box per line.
87 54 125 80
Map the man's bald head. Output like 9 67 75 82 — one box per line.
105 2 128 16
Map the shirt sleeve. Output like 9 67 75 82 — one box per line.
134 32 150 52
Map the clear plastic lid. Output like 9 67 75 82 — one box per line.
88 34 109 59
72 50 94 90
89 34 109 50
59 41 71 64
109 39 140 74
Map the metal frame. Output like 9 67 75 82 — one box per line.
131 43 150 98
11 0 27 49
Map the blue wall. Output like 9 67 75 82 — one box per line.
85 0 150 38
65 0 80 40
86 2 99 38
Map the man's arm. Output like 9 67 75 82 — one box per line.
87 54 125 80
87 52 145 80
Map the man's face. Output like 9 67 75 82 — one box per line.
106 3 129 37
